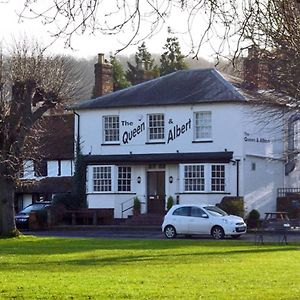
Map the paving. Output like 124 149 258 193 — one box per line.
21 227 300 243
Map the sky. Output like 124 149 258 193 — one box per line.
0 0 218 60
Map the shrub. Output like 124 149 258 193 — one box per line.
247 209 261 228
52 193 80 210
217 197 244 217
167 196 174 211
133 197 141 212
248 209 260 221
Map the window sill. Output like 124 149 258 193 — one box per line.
145 141 166 145
87 192 136 195
192 140 213 143
101 143 120 146
179 192 231 195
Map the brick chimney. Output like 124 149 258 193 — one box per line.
93 53 113 98
243 46 269 90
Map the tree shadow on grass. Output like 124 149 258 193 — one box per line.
0 243 298 272
0 236 298 256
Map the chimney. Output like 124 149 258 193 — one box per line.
93 53 113 98
243 46 269 90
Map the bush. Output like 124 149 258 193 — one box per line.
133 197 141 211
167 196 174 211
217 197 244 217
52 193 80 210
247 209 260 228
248 209 260 220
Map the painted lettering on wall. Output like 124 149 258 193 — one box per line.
244 132 270 143
167 119 191 144
122 122 145 144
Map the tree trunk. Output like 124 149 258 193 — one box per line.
0 176 18 237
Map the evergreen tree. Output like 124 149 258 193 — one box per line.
110 56 130 91
126 42 159 85
160 35 188 76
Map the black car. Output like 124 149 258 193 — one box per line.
15 202 51 229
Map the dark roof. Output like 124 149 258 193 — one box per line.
39 114 74 160
83 152 233 165
72 69 246 110
17 177 73 193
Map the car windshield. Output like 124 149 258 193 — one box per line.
20 204 48 214
204 206 228 217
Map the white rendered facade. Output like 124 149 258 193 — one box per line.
75 102 285 218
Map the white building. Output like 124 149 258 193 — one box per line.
72 61 285 220
16 114 74 211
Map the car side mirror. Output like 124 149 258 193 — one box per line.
202 213 209 218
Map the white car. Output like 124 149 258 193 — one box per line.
162 204 247 239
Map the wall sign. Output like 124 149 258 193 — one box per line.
167 118 191 144
244 132 270 143
122 122 145 144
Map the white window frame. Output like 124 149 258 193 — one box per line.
103 115 120 143
183 164 205 192
293 120 300 151
194 111 212 141
117 166 132 192
180 163 227 193
147 113 165 142
211 164 226 192
92 165 114 192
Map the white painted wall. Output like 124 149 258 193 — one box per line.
242 106 285 216
77 103 245 157
78 102 286 218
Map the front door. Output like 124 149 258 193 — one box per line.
147 171 165 214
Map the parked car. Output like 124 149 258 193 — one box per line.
162 204 247 239
15 202 51 229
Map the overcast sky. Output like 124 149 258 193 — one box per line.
0 0 219 60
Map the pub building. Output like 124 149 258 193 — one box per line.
72 54 285 220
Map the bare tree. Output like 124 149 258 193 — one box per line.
0 40 80 237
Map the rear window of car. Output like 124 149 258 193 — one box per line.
172 207 190 216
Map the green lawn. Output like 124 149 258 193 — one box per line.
0 236 299 299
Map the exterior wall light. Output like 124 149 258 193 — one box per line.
137 176 141 184
169 176 173 183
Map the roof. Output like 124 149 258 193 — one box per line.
24 114 74 160
17 177 73 193
83 151 233 165
72 69 247 110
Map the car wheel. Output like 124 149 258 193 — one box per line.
211 226 225 240
231 235 241 239
164 225 177 239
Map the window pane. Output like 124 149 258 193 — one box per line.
184 165 205 191
194 111 212 139
93 166 112 192
103 116 119 142
118 166 131 192
211 165 225 191
148 114 164 140
173 207 190 216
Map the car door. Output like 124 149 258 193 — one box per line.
170 206 191 234
188 206 211 234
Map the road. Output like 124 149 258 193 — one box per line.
22 228 300 243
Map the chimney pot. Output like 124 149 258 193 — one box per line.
98 53 105 64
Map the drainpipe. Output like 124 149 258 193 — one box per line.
73 111 80 155
236 159 240 197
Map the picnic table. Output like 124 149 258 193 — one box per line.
255 212 291 245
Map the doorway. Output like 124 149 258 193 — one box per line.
147 170 165 214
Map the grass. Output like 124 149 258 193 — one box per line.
0 236 300 299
